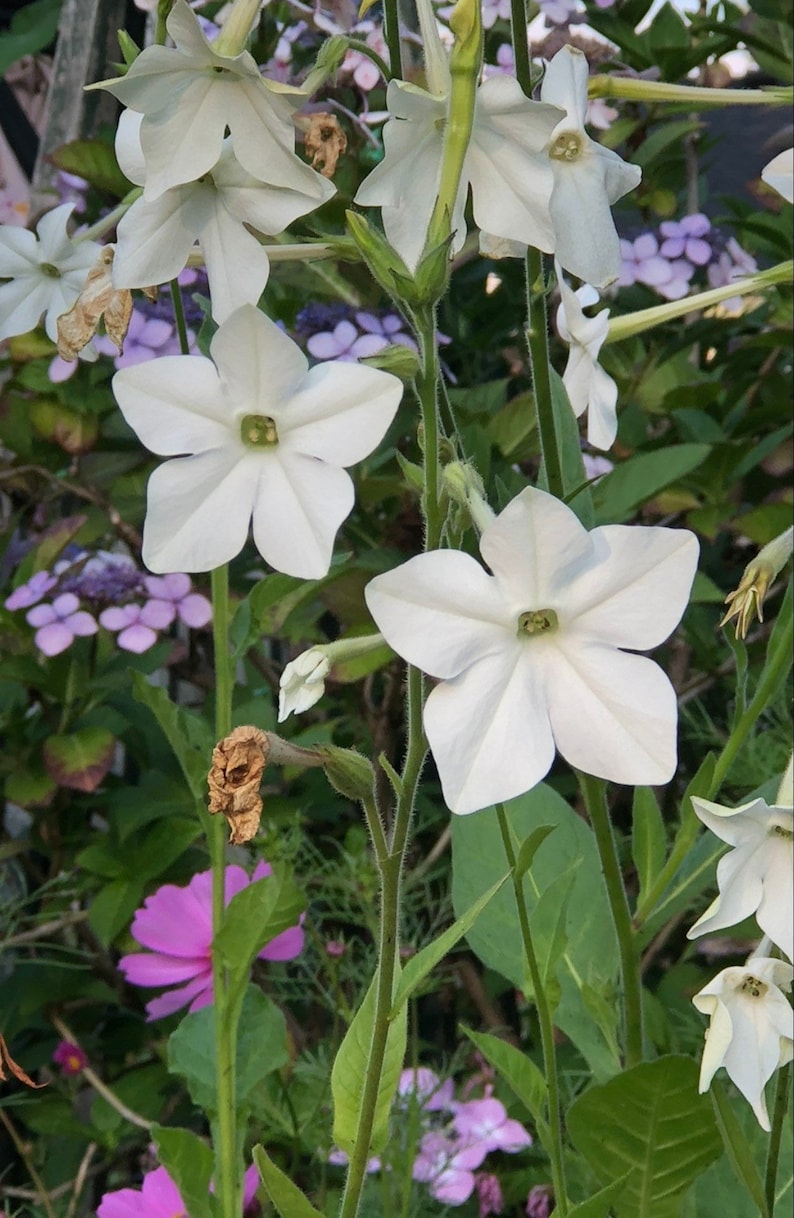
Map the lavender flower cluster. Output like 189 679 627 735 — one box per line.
619 213 757 301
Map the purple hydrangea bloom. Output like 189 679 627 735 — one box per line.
355 310 418 351
94 310 189 369
142 573 212 628
26 593 98 656
307 318 388 362
659 213 712 266
99 599 176 653
5 569 57 611
617 235 673 289
653 258 696 300
60 551 144 604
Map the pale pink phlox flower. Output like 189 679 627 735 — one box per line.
343 23 389 92
659 213 712 265
398 1066 456 1112
413 1131 487 1204
586 98 618 131
143 573 213 628
526 1184 554 1218
26 593 98 656
99 600 175 653
119 862 304 1020
453 1097 533 1155
306 318 387 362
5 569 57 611
617 234 672 289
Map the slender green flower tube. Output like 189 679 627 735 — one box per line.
606 261 793 343
588 75 793 108
212 0 263 55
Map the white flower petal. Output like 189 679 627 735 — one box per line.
697 997 732 1092
209 304 308 408
199 200 272 323
113 357 228 454
761 148 793 204
251 451 354 579
0 276 53 341
114 109 147 185
540 44 590 130
280 361 402 465
756 838 793 960
113 186 203 289
0 224 39 275
690 797 771 846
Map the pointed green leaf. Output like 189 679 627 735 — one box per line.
459 1027 549 1141
567 1174 631 1217
709 1080 770 1218
631 788 667 909
252 1146 324 1218
151 1125 214 1218
132 672 214 800
515 824 557 881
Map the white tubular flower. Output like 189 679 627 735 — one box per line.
687 797 793 962
0 204 100 343
761 148 793 204
91 0 310 201
540 46 642 288
112 304 402 577
112 112 334 323
278 650 331 721
555 260 618 451
693 958 793 1130
365 486 698 814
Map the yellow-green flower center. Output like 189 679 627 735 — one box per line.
740 975 767 999
517 609 558 637
241 414 278 448
40 262 62 278
549 132 584 163
771 824 793 840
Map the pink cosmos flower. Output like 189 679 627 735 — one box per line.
453 1097 533 1155
412 1131 487 1205
52 1040 88 1076
97 1163 261 1218
25 593 98 656
119 863 304 1020
99 600 175 653
142 573 213 628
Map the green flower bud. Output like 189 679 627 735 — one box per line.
320 746 375 803
360 344 421 379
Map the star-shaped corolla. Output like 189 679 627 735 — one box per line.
92 0 308 201
354 74 560 271
540 46 641 288
365 487 698 814
112 112 334 323
112 304 402 577
693 958 793 1130
687 797 793 961
555 262 618 451
0 204 100 343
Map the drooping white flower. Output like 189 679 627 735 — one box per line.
693 957 793 1130
112 304 402 577
91 0 309 201
0 204 100 343
365 487 698 814
761 148 793 204
279 649 331 721
112 112 334 323
540 46 641 287
555 260 618 451
687 797 793 962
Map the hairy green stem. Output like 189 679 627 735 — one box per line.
525 248 564 499
765 1063 791 1215
509 0 531 93
415 308 444 550
382 0 403 82
169 279 190 357
578 773 644 1066
495 803 568 1215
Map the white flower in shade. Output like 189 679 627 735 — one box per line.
278 649 331 721
555 261 618 451
761 148 793 204
112 112 334 323
540 46 641 288
693 958 793 1130
0 204 100 342
365 487 698 814
687 798 793 961
91 0 308 201
112 304 402 577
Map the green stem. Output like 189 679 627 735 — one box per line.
382 0 403 82
509 0 531 94
525 247 564 500
495 803 568 1216
414 308 444 550
578 773 644 1067
210 564 238 1218
765 1063 791 1215
169 279 190 356
345 38 392 84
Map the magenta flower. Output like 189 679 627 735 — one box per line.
119 863 304 1020
306 318 387 362
659 213 712 266
142 573 213 628
52 1040 88 1076
5 569 57 611
97 1163 260 1218
412 1131 487 1205
476 1172 504 1217
26 593 98 656
453 1097 533 1155
99 600 175 653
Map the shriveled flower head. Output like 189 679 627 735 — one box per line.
119 862 304 1020
366 487 698 813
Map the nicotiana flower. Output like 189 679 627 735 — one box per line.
687 797 793 961
555 262 618 450
97 1163 261 1218
693 957 793 1130
0 204 100 343
278 649 331 720
112 111 334 323
112 304 402 577
26 594 98 657
91 0 310 201
366 487 698 814
761 148 793 204
540 46 641 287
119 862 304 1019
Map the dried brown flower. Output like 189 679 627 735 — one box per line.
0 1033 46 1088
303 113 348 179
207 725 270 844
56 245 133 361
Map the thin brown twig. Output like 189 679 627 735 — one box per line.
0 1108 58 1218
1 911 88 950
64 1142 98 1218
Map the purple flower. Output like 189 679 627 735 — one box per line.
5 570 57 611
98 600 174 653
617 235 673 289
142 573 213 628
476 1172 504 1217
355 310 418 351
26 593 98 656
306 319 388 362
98 1163 261 1218
118 863 304 1020
413 1131 487 1205
659 213 712 266
526 1184 554 1218
539 0 579 24
453 1097 533 1155
398 1067 455 1112
52 1040 87 1076
61 551 144 604
653 258 696 300
94 310 194 369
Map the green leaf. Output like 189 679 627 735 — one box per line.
537 369 594 527
252 1146 324 1218
566 1055 722 1218
0 0 61 77
168 985 288 1114
709 1080 770 1218
631 119 702 169
459 1027 549 1137
331 965 408 1156
132 672 214 800
631 788 668 910
390 871 511 1014
151 1125 214 1218
88 877 144 946
567 1175 632 1218
42 727 115 792
592 445 711 524
49 139 133 198
515 824 558 880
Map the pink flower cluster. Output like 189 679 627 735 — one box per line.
98 1162 261 1218
119 862 304 1020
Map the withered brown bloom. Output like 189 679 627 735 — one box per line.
0 1033 47 1088
302 113 347 179
56 245 133 361
207 725 269 844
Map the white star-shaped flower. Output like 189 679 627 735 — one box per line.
540 46 641 288
278 649 331 721
555 261 618 451
693 958 793 1130
112 304 403 577
92 0 307 201
687 797 793 961
0 204 100 343
365 487 698 814
112 112 334 323
761 148 793 204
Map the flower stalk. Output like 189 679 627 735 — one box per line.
525 248 564 500
588 75 793 108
